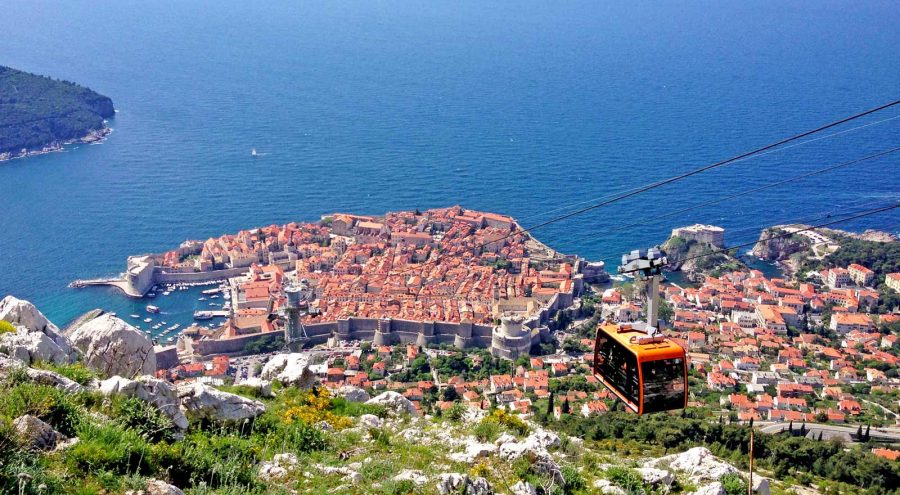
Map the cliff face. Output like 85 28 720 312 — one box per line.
0 65 115 158
663 235 744 282
751 227 809 261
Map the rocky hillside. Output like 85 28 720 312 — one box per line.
0 66 115 160
1 295 894 495
662 236 745 282
751 227 810 262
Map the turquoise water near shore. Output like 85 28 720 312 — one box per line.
1 1 899 329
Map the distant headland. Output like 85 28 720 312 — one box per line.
0 65 115 161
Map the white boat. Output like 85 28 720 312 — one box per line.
210 294 220 299
198 297 207 301
251 148 258 157
143 317 153 323
202 288 221 295
146 305 160 313
162 291 171 296
194 311 214 320
130 314 141 319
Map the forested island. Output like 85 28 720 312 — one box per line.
0 65 115 161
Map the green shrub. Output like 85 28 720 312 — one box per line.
445 402 466 421
65 421 154 476
473 417 501 442
2 383 83 436
720 473 748 495
561 464 586 493
40 362 97 385
330 397 388 418
110 396 175 443
151 431 261 490
605 466 647 495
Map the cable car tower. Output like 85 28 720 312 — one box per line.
590 247 688 414
619 247 667 334
280 278 313 352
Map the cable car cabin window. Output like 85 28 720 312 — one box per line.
595 334 640 407
641 358 686 413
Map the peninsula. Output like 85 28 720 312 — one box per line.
0 65 114 161
74 206 608 358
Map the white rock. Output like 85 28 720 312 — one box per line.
261 353 317 388
0 326 73 365
0 354 83 392
494 432 517 446
258 463 288 481
510 480 537 495
649 447 738 483
449 442 497 464
98 375 189 431
13 414 64 450
273 452 299 468
177 382 265 423
338 385 370 402
125 479 185 495
593 479 627 495
366 391 418 416
399 426 424 442
690 482 726 495
394 469 428 486
467 476 492 495
239 377 274 397
524 429 560 450
315 464 362 484
359 414 383 429
753 477 771 495
437 473 469 494
636 467 675 487
0 296 77 362
69 314 156 376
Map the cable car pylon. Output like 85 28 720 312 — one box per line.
591 247 689 414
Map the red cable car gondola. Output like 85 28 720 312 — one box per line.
592 322 688 414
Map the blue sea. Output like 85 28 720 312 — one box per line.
1 0 899 331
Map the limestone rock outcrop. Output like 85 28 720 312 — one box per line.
125 479 185 495
0 326 73 365
436 473 492 495
338 385 370 403
0 295 77 363
260 353 317 388
98 375 189 431
69 314 156 377
0 354 84 393
14 414 65 450
177 382 265 423
365 391 417 416
646 447 738 484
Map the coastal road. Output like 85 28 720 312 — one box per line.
759 422 900 442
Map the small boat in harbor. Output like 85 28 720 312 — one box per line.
130 314 141 319
146 305 160 313
202 288 221 295
143 317 153 323
211 294 220 299
198 297 207 301
194 311 214 320
251 148 258 157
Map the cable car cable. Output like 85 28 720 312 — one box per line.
559 146 900 247
394 99 900 276
516 113 900 223
671 203 900 267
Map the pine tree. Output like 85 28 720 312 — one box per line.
547 392 555 417
865 424 871 442
856 424 863 439
789 420 794 434
817 431 823 441
800 422 807 436
561 397 571 415
749 417 754 428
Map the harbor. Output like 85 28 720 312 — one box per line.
109 281 231 344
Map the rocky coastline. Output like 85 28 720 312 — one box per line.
0 125 112 162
